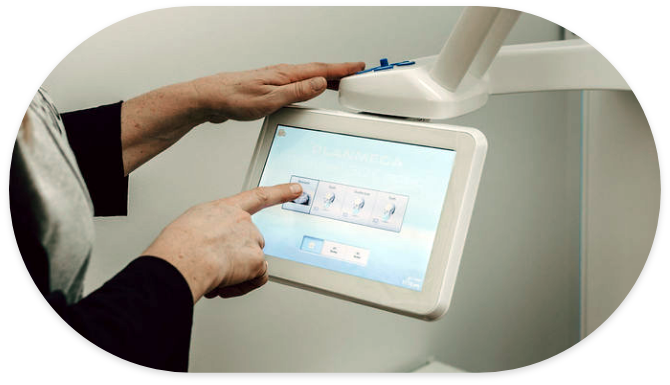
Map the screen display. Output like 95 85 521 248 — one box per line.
254 125 457 291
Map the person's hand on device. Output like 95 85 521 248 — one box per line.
121 61 365 174
192 62 366 122
143 183 303 303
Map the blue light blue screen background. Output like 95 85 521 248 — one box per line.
254 125 456 291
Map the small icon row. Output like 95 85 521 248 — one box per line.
282 176 409 232
300 236 370 266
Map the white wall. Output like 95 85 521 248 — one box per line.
42 7 581 372
580 91 659 337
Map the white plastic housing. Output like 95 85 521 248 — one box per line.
338 56 491 120
338 39 630 120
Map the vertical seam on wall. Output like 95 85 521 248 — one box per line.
579 91 590 340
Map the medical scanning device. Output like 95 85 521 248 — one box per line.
338 7 629 120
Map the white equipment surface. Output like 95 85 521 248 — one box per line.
243 107 487 320
338 7 630 120
335 4 649 344
243 6 635 322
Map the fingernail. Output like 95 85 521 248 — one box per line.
290 183 302 194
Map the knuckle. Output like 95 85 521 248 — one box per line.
245 247 267 279
249 250 266 272
271 64 292 82
258 233 266 249
213 197 231 209
313 62 327 69
275 63 290 71
253 247 266 260
253 187 270 206
292 82 307 100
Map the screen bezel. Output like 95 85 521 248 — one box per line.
244 106 484 317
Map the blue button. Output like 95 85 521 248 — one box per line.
356 68 375 74
373 65 394 71
355 59 416 74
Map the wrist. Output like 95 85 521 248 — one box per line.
190 76 228 124
171 79 211 127
143 242 219 303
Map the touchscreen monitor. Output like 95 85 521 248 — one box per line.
245 107 487 320
253 125 457 291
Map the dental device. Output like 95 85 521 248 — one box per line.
338 7 629 120
245 7 630 320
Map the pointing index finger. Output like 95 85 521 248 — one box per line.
227 183 303 215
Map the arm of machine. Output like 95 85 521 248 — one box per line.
338 7 629 120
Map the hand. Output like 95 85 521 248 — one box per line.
120 61 364 175
143 183 303 303
191 62 365 123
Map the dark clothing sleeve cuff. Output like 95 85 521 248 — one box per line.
48 256 194 372
61 102 128 217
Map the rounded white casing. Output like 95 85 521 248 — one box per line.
338 56 490 120
338 40 630 120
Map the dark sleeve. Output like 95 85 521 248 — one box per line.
47 257 194 372
61 102 128 217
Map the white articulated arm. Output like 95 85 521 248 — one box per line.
338 6 630 120
431 7 521 90
489 39 629 94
